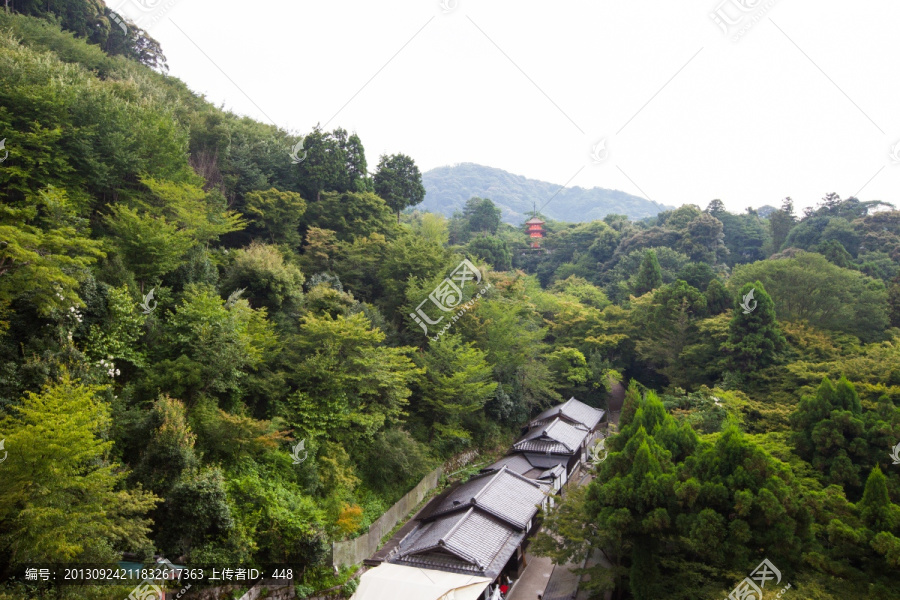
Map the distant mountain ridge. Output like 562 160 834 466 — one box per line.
421 163 673 224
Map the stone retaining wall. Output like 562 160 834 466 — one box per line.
331 448 482 568
331 466 442 568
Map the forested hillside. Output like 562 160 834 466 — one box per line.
422 162 673 224
0 5 899 600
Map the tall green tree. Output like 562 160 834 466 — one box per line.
0 188 104 316
147 283 278 403
463 197 502 235
295 127 361 200
373 153 425 222
104 204 194 286
679 212 727 264
887 275 900 328
632 280 706 386
467 235 511 270
286 312 422 449
721 281 785 373
619 379 642 428
83 284 146 369
131 395 199 496
858 466 899 533
220 242 305 314
137 178 245 247
158 467 239 561
633 249 663 296
535 390 816 598
378 233 449 321
0 375 158 565
704 278 730 315
547 346 591 398
414 333 497 445
244 187 307 249
767 197 796 254
335 128 369 192
790 377 839 462
303 191 398 242
790 376 897 499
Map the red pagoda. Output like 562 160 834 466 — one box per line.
526 216 545 248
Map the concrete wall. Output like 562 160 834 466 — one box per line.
331 466 443 568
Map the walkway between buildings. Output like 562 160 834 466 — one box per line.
506 554 554 600
507 468 597 600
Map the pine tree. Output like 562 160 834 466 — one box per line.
131 396 199 495
629 539 663 600
704 278 731 315
722 281 785 373
633 249 663 296
620 379 642 428
767 197 795 254
789 378 837 462
834 375 862 414
858 466 899 532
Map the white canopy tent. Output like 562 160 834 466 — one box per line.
351 563 492 600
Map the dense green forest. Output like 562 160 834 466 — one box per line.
0 3 899 599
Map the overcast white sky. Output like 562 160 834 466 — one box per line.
111 0 900 214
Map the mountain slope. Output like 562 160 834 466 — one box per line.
422 163 672 224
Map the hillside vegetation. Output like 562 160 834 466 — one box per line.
0 5 899 600
422 162 672 224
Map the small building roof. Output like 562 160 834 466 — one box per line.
538 464 566 480
389 466 549 579
424 466 547 530
482 454 566 482
529 397 605 431
520 453 570 469
525 217 545 224
512 417 589 455
394 508 521 577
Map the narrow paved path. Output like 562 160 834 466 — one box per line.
508 470 595 600
542 561 580 600
506 554 553 600
508 385 622 600
606 378 625 430
575 549 613 600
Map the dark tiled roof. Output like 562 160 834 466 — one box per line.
483 454 533 475
521 453 571 469
513 418 588 455
483 454 565 483
389 466 549 579
426 467 546 530
393 509 526 579
539 464 566 480
530 397 605 430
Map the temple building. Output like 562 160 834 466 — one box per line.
353 397 606 600
525 216 545 248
